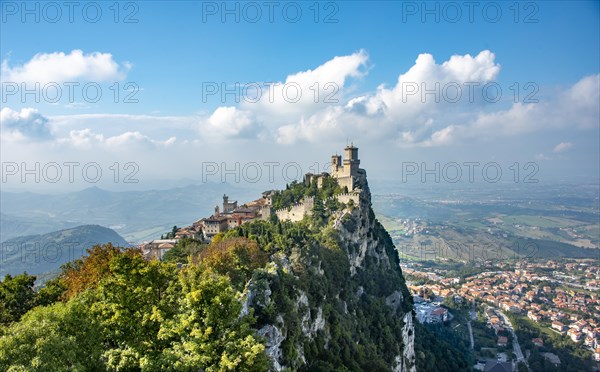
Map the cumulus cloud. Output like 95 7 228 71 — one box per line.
351 50 500 116
553 142 573 153
245 50 368 119
203 51 368 143
204 107 258 139
105 131 176 147
1 50 130 84
278 50 503 145
0 107 52 140
462 75 599 141
63 128 104 147
440 50 500 82
204 56 372 139
59 129 176 148
276 106 346 144
422 125 461 147
275 52 598 147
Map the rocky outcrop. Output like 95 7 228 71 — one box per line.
337 183 393 276
252 176 415 371
257 322 285 371
393 312 417 372
386 290 405 315
338 179 416 371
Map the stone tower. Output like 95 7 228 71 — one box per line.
330 144 362 190
222 194 238 213
343 144 360 178
331 154 342 177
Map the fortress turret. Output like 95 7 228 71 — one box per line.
222 194 238 213
331 154 342 177
328 144 363 190
343 144 360 178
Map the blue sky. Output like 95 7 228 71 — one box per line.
1 1 599 190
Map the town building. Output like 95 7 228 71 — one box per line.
142 239 178 260
430 307 449 323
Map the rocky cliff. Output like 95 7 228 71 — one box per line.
243 176 416 371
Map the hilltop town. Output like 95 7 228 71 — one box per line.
141 145 363 259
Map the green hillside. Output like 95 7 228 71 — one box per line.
0 225 128 277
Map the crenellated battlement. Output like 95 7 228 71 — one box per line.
327 192 360 205
275 192 360 222
274 196 314 215
274 196 314 222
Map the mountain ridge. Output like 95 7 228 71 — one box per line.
0 224 128 278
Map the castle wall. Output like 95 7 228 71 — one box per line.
275 196 314 222
275 194 358 222
336 176 354 191
331 192 359 205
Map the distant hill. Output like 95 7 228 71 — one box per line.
0 225 128 277
0 183 259 243
0 212 80 243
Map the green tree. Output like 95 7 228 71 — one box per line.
0 273 37 325
36 275 67 306
0 299 103 370
157 266 269 371
312 194 326 226
61 243 123 299
83 250 179 368
0 240 270 371
162 237 206 264
198 237 268 290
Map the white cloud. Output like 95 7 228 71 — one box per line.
359 50 500 116
1 50 130 84
567 74 600 110
553 142 573 153
277 50 503 145
535 153 552 160
423 124 461 147
464 75 599 141
60 129 176 148
276 106 346 144
0 107 52 140
63 128 104 147
276 56 598 147
563 74 600 130
441 50 500 82
205 107 258 139
105 131 175 147
246 50 368 119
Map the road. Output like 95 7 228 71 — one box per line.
467 321 475 350
496 310 527 366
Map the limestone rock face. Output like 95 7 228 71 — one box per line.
336 179 394 276
386 290 405 315
257 323 285 371
249 177 415 371
392 312 417 372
